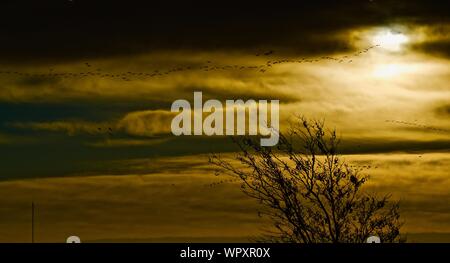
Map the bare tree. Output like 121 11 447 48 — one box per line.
210 117 402 243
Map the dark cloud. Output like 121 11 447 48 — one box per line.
434 104 450 117
179 85 301 103
0 0 449 64
338 137 450 154
1 128 449 181
15 76 61 86
0 101 164 124
412 40 450 59
0 135 237 180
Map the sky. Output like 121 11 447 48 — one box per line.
0 0 449 242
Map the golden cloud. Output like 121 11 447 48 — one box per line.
117 110 175 136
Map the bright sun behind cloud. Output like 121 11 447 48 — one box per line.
372 30 409 52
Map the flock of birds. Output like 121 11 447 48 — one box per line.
385 120 450 133
0 45 380 82
203 177 242 188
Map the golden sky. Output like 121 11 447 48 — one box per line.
0 1 449 242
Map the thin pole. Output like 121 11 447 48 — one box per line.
31 202 34 243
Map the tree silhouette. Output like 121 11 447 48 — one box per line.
210 117 402 243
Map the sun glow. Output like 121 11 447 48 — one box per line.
372 30 409 52
373 64 403 78
372 63 421 79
